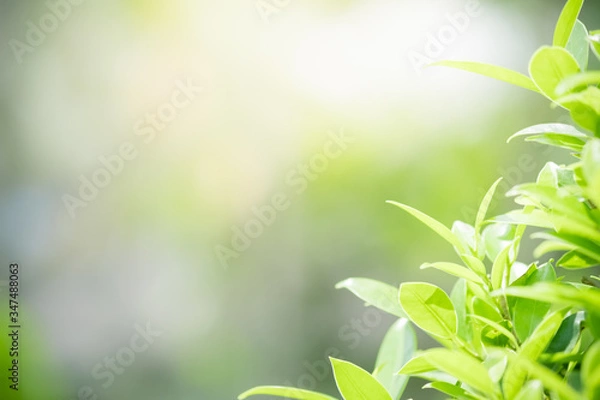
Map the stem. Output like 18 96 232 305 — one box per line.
497 294 521 349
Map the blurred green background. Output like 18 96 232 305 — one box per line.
0 0 599 399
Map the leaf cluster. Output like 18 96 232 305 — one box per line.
240 1 600 399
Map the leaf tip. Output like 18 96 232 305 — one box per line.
329 356 342 367
334 279 349 290
425 60 443 68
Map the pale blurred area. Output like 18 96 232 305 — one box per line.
0 0 598 399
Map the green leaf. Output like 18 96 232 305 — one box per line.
476 178 503 235
461 254 488 277
500 282 600 311
507 123 588 152
558 250 598 268
590 30 600 61
507 184 599 241
587 311 600 338
420 348 498 395
527 133 588 152
566 20 589 70
397 354 436 376
531 231 600 264
536 163 559 188
553 0 585 48
533 238 574 258
529 46 581 100
510 356 583 400
472 297 503 322
582 139 600 205
482 223 515 261
492 210 554 230
430 60 539 92
386 201 463 251
238 386 338 400
373 319 416 400
556 71 600 95
423 381 480 400
398 282 457 339
466 280 492 304
450 279 472 342
420 262 485 285
536 162 577 189
546 311 584 353
558 87 600 134
509 262 531 283
483 351 508 384
502 309 568 399
468 314 519 348
508 262 557 343
582 341 600 399
331 358 392 400
491 242 513 290
452 221 477 257
336 278 405 318
520 308 568 357
513 379 544 400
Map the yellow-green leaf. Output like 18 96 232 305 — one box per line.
239 386 338 400
529 46 581 100
431 60 539 93
553 0 585 47
373 319 416 400
336 278 405 318
399 282 457 339
420 262 485 285
582 341 600 399
422 348 498 396
502 309 568 399
331 358 392 400
386 201 463 251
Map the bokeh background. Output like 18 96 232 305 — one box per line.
0 0 599 399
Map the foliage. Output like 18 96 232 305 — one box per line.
240 1 600 399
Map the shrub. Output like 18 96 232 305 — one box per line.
240 1 600 399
